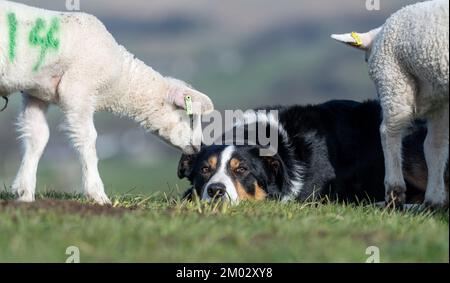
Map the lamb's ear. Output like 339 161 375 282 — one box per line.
167 84 214 115
188 88 214 115
331 27 381 51
178 154 197 179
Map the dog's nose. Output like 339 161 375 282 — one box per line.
207 183 226 198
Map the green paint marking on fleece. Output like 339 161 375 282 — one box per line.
29 17 60 71
7 13 18 61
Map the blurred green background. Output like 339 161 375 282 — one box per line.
0 0 414 195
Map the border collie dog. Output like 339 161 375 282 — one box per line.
178 100 449 205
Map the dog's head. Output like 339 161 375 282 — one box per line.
178 145 290 204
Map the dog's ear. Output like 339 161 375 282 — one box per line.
178 154 197 179
248 147 283 177
262 155 282 175
261 154 289 192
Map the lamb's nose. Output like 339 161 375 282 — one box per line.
207 183 226 198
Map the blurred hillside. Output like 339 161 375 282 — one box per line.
0 0 415 194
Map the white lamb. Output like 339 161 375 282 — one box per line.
0 1 214 204
332 0 449 208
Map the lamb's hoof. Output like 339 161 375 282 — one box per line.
424 199 448 211
12 187 35 203
86 191 112 206
385 185 406 210
424 191 448 211
17 195 35 203
423 202 448 211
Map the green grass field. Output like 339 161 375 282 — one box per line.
0 191 448 263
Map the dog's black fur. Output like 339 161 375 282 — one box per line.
179 100 448 203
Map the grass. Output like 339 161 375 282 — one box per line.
0 191 448 263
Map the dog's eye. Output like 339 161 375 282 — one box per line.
201 166 211 174
235 167 247 174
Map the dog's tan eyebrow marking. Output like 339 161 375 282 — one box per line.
208 155 218 170
229 158 240 171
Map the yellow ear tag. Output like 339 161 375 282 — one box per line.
351 32 363 47
185 95 193 115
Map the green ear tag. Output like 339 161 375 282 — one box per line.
185 95 193 115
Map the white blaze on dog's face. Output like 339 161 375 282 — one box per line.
178 145 277 205
202 146 240 203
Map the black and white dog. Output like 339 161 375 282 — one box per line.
178 100 449 205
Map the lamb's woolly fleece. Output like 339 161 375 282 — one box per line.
368 0 449 117
332 0 449 208
0 0 213 149
332 0 449 116
0 0 213 204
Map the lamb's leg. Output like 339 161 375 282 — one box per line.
380 120 408 207
376 70 416 208
62 106 111 205
12 94 49 202
424 106 449 208
56 77 109 205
